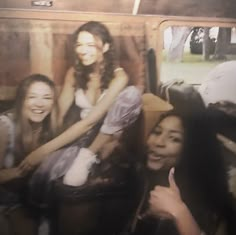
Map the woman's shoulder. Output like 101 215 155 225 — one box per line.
64 67 76 86
0 111 14 128
0 111 15 141
0 111 15 168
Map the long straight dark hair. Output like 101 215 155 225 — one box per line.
160 109 236 234
14 74 56 162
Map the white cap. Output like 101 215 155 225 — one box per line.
199 61 236 106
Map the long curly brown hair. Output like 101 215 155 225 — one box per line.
73 21 116 90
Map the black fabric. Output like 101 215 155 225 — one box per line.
126 166 224 235
159 80 204 116
129 168 179 235
207 101 236 141
147 48 158 94
0 186 19 206
54 153 137 235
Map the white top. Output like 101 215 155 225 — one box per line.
75 88 106 119
0 114 15 168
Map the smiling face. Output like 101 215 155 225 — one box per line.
74 31 109 66
146 115 184 171
23 81 54 123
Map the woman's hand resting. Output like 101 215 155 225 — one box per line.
0 167 24 183
19 150 45 175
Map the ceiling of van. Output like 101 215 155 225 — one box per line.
0 0 236 19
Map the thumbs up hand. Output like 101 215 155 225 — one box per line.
168 167 180 194
148 168 185 220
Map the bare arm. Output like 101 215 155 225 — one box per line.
0 168 22 184
57 67 76 128
171 203 202 235
19 68 128 168
149 168 202 235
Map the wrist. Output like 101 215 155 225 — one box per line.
171 202 202 235
14 167 22 177
171 201 189 222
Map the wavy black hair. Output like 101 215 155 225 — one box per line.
73 21 115 90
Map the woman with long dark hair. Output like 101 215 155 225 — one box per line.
130 109 236 235
0 74 56 184
0 74 56 235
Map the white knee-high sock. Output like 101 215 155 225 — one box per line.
63 148 98 186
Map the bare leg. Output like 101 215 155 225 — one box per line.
89 132 122 160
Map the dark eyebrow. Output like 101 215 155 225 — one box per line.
75 42 96 45
156 124 183 135
43 94 53 97
169 130 183 135
27 92 53 96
